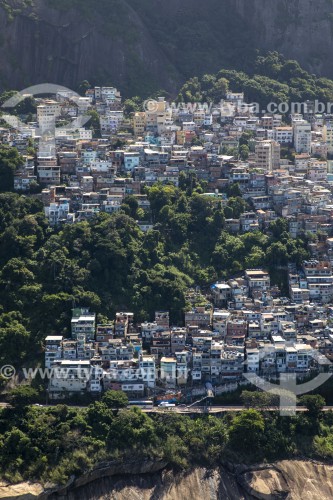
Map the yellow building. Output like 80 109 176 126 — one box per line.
133 112 146 136
176 130 186 145
323 122 333 154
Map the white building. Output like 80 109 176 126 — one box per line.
48 360 91 398
124 152 140 172
37 100 61 131
274 126 293 144
293 121 311 153
71 308 96 341
139 355 156 388
79 128 93 140
44 199 71 225
100 111 124 134
45 336 63 368
246 348 260 372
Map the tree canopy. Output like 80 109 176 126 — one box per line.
0 189 310 366
177 52 333 111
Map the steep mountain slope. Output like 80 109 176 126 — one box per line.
0 0 333 95
0 0 181 96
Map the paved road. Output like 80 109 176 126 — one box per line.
2 402 333 414
144 405 333 413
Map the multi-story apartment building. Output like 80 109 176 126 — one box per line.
185 307 212 329
71 308 96 341
255 140 280 171
293 120 311 153
44 199 71 225
45 336 63 368
273 126 293 144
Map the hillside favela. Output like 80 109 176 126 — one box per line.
4 1 333 499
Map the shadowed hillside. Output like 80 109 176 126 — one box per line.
1 0 333 95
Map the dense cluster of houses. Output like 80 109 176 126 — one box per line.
0 87 333 229
44 263 333 400
3 85 333 399
2 87 333 230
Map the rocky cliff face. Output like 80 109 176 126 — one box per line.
0 0 181 96
1 460 333 500
0 0 333 95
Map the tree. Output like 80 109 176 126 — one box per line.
121 195 139 219
8 385 39 407
123 97 141 116
163 435 189 468
239 130 256 147
269 218 289 238
179 171 204 195
245 246 266 268
0 320 30 365
265 242 289 266
16 96 36 115
87 110 101 138
102 390 128 409
239 144 249 161
78 80 91 96
0 428 33 465
223 206 233 219
226 197 248 218
201 73 216 93
0 147 24 192
299 395 325 420
241 390 278 409
177 77 202 102
210 77 229 101
107 407 157 449
226 183 242 197
86 401 115 438
228 409 265 454
191 136 203 146
0 90 17 107
147 184 178 217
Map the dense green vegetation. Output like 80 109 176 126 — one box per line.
0 392 331 485
1 0 34 22
0 174 311 365
0 146 24 191
2 5 333 488
178 52 333 111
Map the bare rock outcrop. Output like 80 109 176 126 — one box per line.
2 459 333 499
1 0 333 94
0 481 44 500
